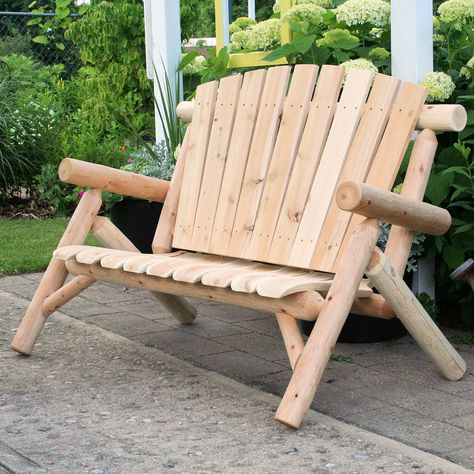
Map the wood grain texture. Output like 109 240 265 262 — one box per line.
213 66 291 256
268 65 344 265
153 130 190 254
191 74 244 251
384 129 437 276
247 64 319 262
289 68 373 269
310 74 400 271
173 81 218 248
332 82 427 272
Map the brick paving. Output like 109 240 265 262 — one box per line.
3 273 474 469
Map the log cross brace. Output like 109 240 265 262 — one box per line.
11 188 196 356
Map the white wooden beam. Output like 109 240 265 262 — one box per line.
248 0 256 19
149 0 183 143
143 0 153 80
391 0 433 82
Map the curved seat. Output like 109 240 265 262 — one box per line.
53 245 372 299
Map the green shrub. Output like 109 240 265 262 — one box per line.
0 55 65 199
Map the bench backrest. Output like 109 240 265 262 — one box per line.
172 65 427 273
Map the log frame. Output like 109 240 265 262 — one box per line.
367 248 466 381
58 158 170 203
336 180 451 236
11 189 103 355
275 218 380 428
177 101 467 132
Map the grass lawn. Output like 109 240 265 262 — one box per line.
0 218 100 275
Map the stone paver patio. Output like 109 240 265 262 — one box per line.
2 272 474 469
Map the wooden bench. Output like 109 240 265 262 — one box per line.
11 65 467 428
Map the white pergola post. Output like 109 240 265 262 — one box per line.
391 0 435 298
391 0 433 82
145 0 182 143
248 0 255 19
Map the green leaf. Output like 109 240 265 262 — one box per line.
454 223 473 234
32 35 49 44
56 0 71 7
178 51 198 72
263 43 296 62
78 5 88 15
293 34 316 54
442 245 465 269
55 7 71 20
425 173 454 205
332 50 351 63
56 42 65 51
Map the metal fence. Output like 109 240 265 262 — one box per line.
0 11 81 75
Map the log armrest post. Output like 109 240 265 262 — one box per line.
336 180 451 236
58 158 170 203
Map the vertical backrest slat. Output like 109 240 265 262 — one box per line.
211 66 291 256
267 65 344 265
331 82 427 273
245 64 319 262
190 74 243 251
173 81 218 249
288 68 374 268
310 74 401 271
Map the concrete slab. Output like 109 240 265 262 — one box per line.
1 289 470 474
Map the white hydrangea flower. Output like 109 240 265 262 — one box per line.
281 4 326 29
245 19 281 51
274 0 331 14
229 17 256 34
460 57 474 79
181 55 206 75
421 71 456 103
341 58 378 80
369 47 390 61
438 0 474 27
296 0 332 8
230 30 251 50
336 0 391 27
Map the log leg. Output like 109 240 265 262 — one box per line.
275 219 380 428
91 216 196 324
366 248 465 381
275 313 304 370
11 189 102 355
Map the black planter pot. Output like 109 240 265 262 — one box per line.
300 272 413 343
110 197 163 253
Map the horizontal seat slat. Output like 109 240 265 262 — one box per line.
54 245 371 300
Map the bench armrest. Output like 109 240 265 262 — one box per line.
336 180 451 236
58 158 170 203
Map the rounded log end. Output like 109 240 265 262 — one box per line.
431 210 452 236
176 101 194 122
58 158 74 183
451 105 467 132
418 104 467 132
336 181 362 211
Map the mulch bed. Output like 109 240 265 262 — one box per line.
0 196 56 220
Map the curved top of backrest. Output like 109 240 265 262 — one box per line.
172 64 427 273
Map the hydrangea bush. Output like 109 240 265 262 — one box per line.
186 0 474 326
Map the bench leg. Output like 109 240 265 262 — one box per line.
275 312 305 370
275 219 380 428
367 248 465 381
91 216 196 324
11 190 102 355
